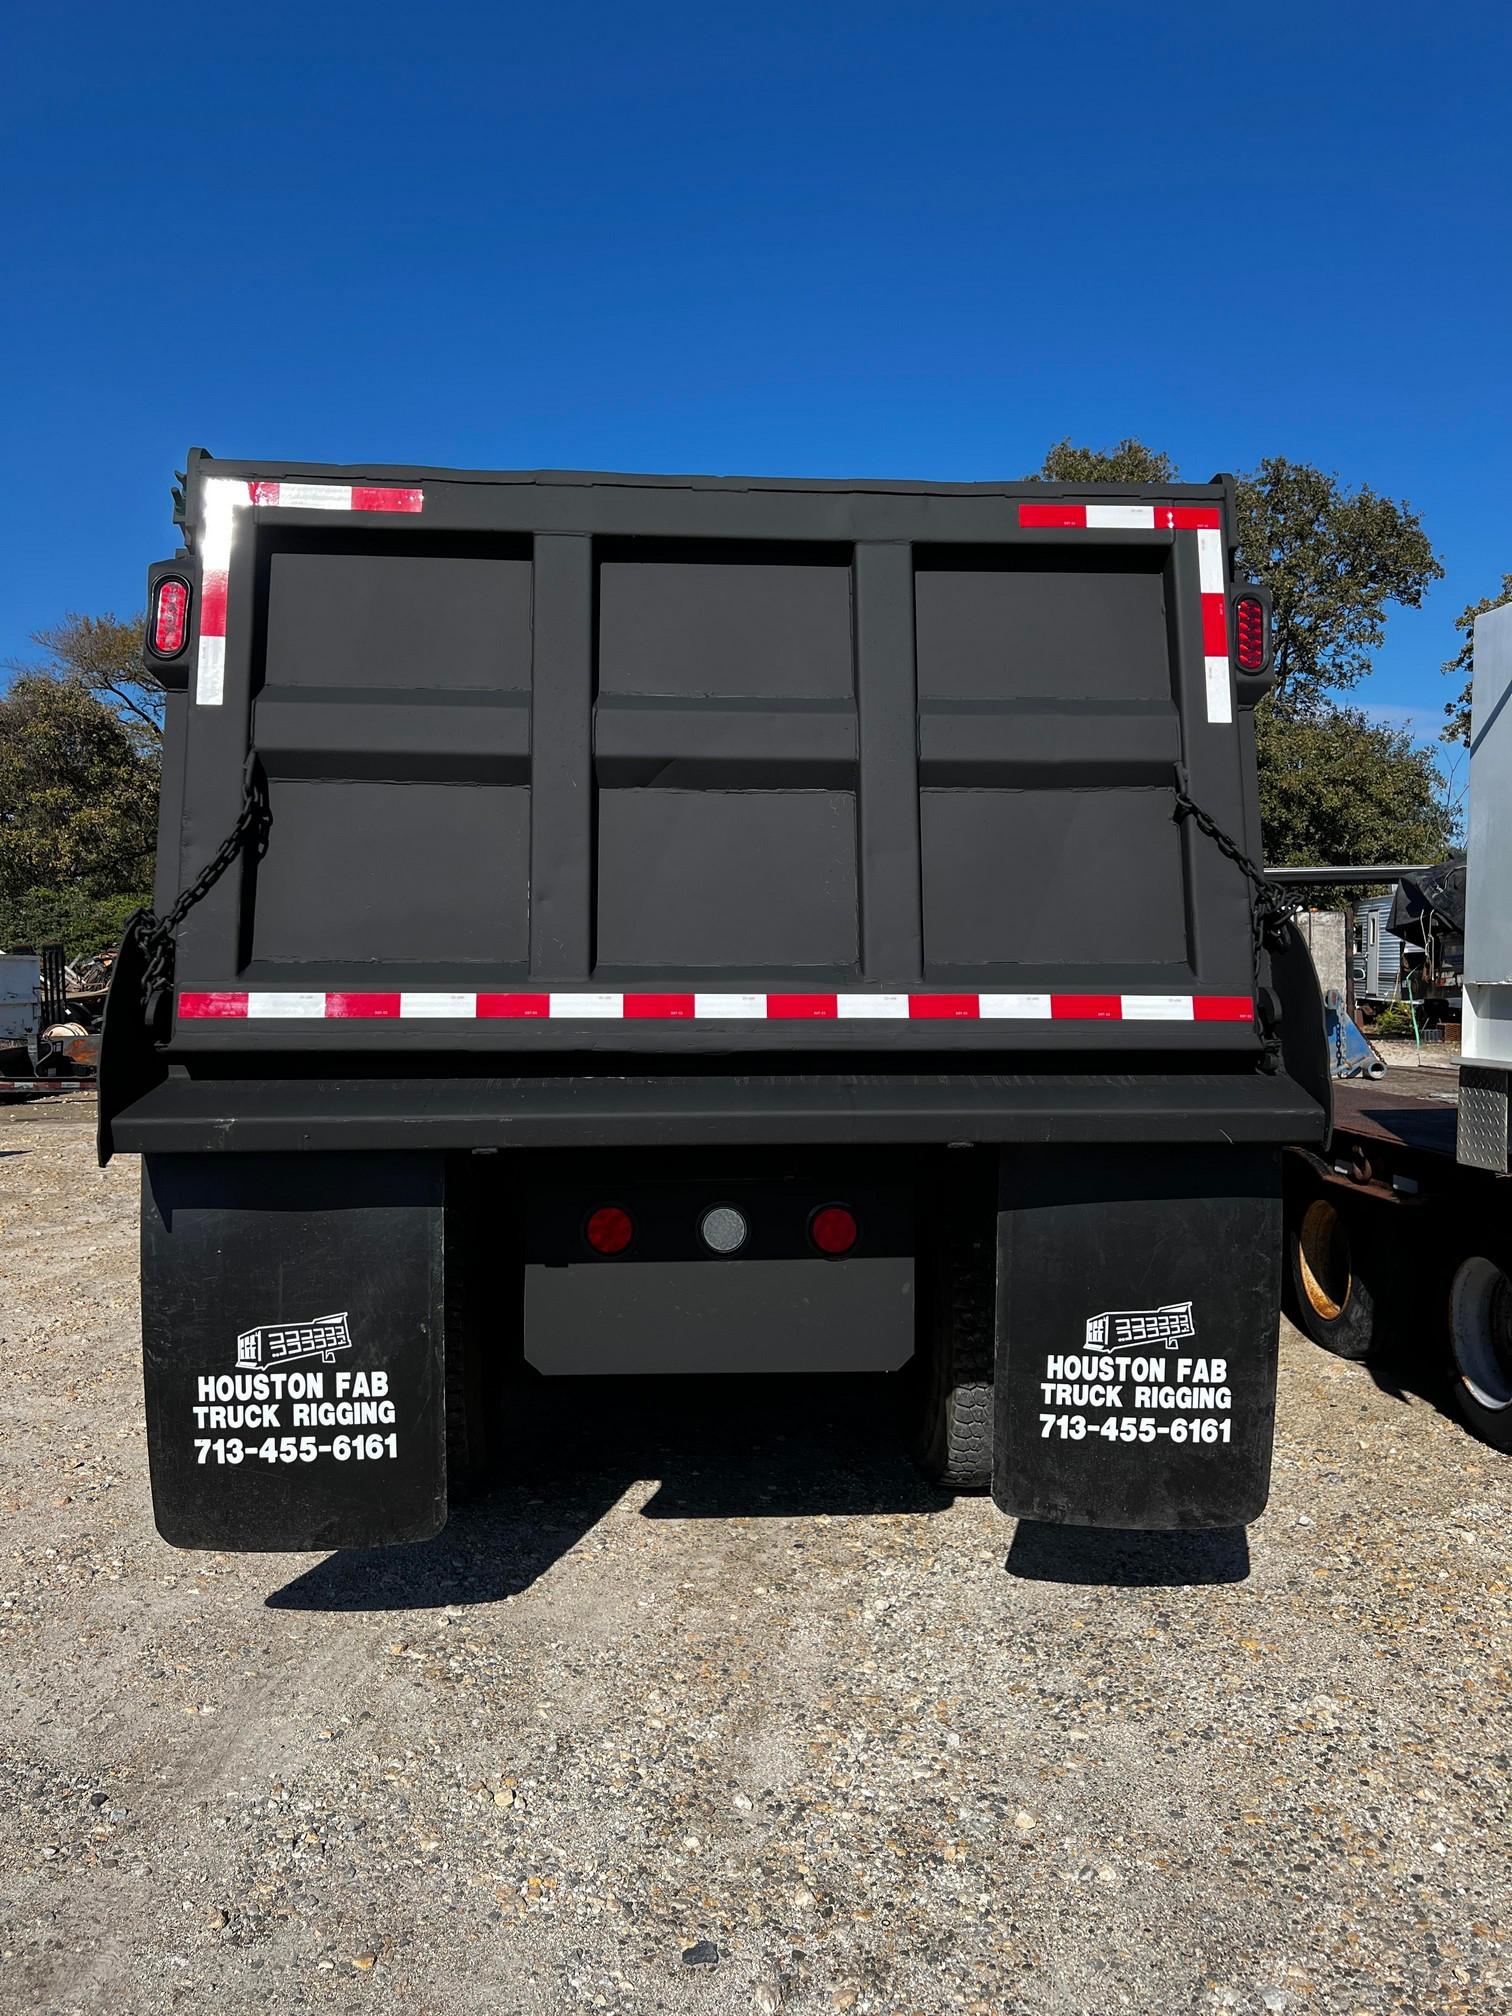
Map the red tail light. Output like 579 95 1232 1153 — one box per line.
809 1205 858 1257
585 1205 634 1255
1234 595 1266 672
149 577 191 656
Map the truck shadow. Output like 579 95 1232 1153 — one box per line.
1004 1520 1250 1586
268 1373 949 1612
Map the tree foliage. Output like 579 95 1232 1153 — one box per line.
1255 706 1452 884
21 610 163 752
0 675 157 954
1033 436 1180 487
1440 572 1512 745
1233 459 1442 714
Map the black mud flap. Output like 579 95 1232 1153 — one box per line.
141 1153 447 1550
993 1147 1281 1530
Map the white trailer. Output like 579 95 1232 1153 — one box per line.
1283 603 1512 1449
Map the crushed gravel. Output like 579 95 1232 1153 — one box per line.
1 1103 1508 2014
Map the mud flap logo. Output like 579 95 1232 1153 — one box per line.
1085 1301 1195 1347
1039 1298 1234 1450
236 1312 352 1369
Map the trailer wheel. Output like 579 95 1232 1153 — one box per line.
908 1184 995 1491
1287 1191 1380 1361
1445 1254 1512 1453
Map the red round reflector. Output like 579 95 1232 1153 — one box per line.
150 577 190 656
809 1205 858 1256
585 1205 633 1255
1234 595 1266 673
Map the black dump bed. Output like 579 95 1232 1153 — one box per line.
106 455 1325 1153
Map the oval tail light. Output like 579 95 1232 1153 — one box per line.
1234 595 1267 673
149 576 191 657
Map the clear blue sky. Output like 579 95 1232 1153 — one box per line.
3 2 1507 743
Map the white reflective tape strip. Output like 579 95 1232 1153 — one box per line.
549 992 622 1018
835 993 910 1019
399 992 475 1017
1196 526 1225 594
195 634 226 706
1120 994 1194 1021
1085 504 1155 530
694 993 768 1018
267 482 354 511
978 993 1052 1018
199 478 243 570
246 991 326 1018
1204 655 1234 725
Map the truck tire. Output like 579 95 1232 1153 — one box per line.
1445 1252 1512 1453
1286 1187 1381 1361
908 1184 995 1491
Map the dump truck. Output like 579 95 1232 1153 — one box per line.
1283 604 1512 1451
100 452 1329 1550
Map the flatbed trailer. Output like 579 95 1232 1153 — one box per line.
1283 606 1512 1452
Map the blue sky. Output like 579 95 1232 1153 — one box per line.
3 2 1507 743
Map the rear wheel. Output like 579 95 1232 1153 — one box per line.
1445 1253 1512 1453
908 1175 995 1491
1286 1187 1381 1361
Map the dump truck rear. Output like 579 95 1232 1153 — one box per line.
102 454 1327 1549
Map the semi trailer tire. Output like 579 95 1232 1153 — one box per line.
1286 1187 1382 1361
908 1183 995 1491
1445 1252 1512 1454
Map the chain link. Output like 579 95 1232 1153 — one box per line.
1173 785 1290 1035
130 754 270 1023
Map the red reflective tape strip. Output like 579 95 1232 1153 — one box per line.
1018 502 1087 528
200 569 229 637
1155 505 1222 530
1051 994 1123 1020
477 993 551 1018
623 993 697 1019
178 991 247 1019
1026 502 1222 532
908 994 980 1019
1194 994 1254 1023
247 480 280 506
1202 594 1230 655
351 486 424 513
324 992 401 1019
766 994 838 1019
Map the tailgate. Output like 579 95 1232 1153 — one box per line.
161 465 1263 1057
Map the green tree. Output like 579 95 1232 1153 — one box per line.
1233 459 1442 714
19 610 162 752
1255 707 1452 887
1441 572 1512 745
0 675 158 955
1032 436 1180 486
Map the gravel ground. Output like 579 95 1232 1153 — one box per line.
1 1104 1508 2016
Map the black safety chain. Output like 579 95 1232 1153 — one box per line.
1173 785 1291 1038
129 753 271 1030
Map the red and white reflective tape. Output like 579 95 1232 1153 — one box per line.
246 480 425 513
195 477 424 708
178 989 1254 1025
1018 500 1233 727
0 1079 93 1093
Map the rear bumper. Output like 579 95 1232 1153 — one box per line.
108 1069 1325 1154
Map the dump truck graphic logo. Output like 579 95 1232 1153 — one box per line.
1084 1301 1195 1348
236 1313 352 1369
